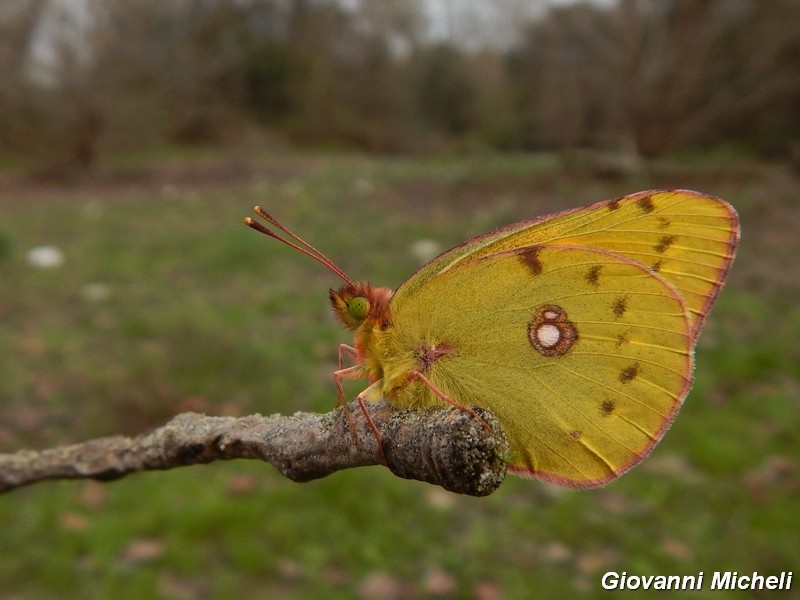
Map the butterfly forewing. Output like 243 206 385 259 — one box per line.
394 190 739 339
515 190 738 337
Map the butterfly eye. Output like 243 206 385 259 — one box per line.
348 297 370 320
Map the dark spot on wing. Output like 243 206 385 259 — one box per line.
655 235 677 254
637 195 655 213
600 400 616 416
619 363 640 384
518 246 543 276
586 265 602 286
528 304 579 357
612 297 627 318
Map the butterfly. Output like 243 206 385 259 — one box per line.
245 189 739 487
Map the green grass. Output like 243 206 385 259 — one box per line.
1 152 797 599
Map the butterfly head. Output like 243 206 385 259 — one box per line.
329 282 392 330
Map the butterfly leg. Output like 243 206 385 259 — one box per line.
333 365 362 407
338 344 359 369
412 371 491 432
334 346 377 448
334 346 386 462
335 344 362 403
333 364 363 446
355 385 388 465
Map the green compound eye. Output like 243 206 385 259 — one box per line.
348 297 370 320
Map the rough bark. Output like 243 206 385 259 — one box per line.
0 400 508 497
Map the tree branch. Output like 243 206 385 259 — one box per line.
0 400 509 497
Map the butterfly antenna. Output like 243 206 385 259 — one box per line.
244 206 356 287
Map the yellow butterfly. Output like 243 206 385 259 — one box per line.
245 189 739 487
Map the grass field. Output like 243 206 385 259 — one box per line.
1 151 798 599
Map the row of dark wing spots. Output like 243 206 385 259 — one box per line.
569 397 621 455
518 226 640 438
568 398 617 448
602 194 676 267
604 193 667 273
575 256 628 440
605 193 663 216
578 195 652 445
603 193 654 213
583 400 616 455
650 232 676 272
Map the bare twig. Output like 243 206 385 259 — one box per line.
0 400 509 497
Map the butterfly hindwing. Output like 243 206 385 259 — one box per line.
383 244 694 487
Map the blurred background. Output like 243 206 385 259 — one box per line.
1 1 798 598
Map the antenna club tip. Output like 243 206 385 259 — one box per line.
241 207 354 286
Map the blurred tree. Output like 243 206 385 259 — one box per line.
617 0 800 157
510 0 800 157
85 0 272 147
0 1 59 162
413 43 477 136
284 0 422 151
1 0 797 166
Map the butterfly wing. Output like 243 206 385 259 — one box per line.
383 244 693 487
395 190 739 338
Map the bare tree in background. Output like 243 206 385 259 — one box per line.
616 0 800 157
512 0 800 157
1 0 798 167
284 0 423 150
0 1 51 159
84 0 285 149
